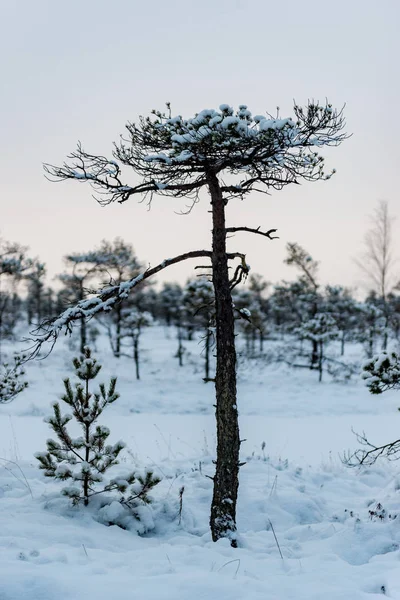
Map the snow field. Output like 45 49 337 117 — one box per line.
1 326 400 599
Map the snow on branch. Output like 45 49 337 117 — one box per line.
28 250 212 355
24 249 223 358
362 351 400 394
27 249 252 359
43 101 348 207
43 142 208 206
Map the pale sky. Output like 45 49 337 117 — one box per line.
1 0 399 293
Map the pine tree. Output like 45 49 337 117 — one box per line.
58 253 106 354
0 238 32 361
284 242 321 367
91 238 145 358
323 286 358 355
26 261 47 325
357 297 385 358
183 277 215 381
41 100 347 543
248 274 270 352
157 283 186 364
297 313 338 381
120 308 153 380
158 283 184 328
36 347 159 506
232 288 265 358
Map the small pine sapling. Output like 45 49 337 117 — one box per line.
36 347 159 507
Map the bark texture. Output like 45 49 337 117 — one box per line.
208 171 240 545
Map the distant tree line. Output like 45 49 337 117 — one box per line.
2 226 400 385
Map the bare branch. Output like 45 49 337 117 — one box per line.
344 429 400 467
225 226 279 240
230 264 247 291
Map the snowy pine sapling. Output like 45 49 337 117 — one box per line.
36 347 159 506
0 354 28 403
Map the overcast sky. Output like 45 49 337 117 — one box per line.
1 0 399 293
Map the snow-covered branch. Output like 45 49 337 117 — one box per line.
43 102 347 207
29 250 212 355
362 351 400 394
28 249 252 358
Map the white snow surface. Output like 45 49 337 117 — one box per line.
1 327 400 599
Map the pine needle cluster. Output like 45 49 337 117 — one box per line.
362 351 400 394
0 354 28 403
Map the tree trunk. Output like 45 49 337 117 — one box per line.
368 327 374 358
176 323 184 366
246 333 250 355
318 340 323 382
251 329 256 357
341 331 345 356
311 339 318 369
35 287 43 324
27 301 33 325
134 335 140 380
310 298 319 368
0 278 3 364
204 325 211 381
83 378 90 506
79 283 86 354
382 313 389 351
115 304 122 358
208 171 240 546
80 318 87 355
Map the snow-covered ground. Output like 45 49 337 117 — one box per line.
1 326 400 599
